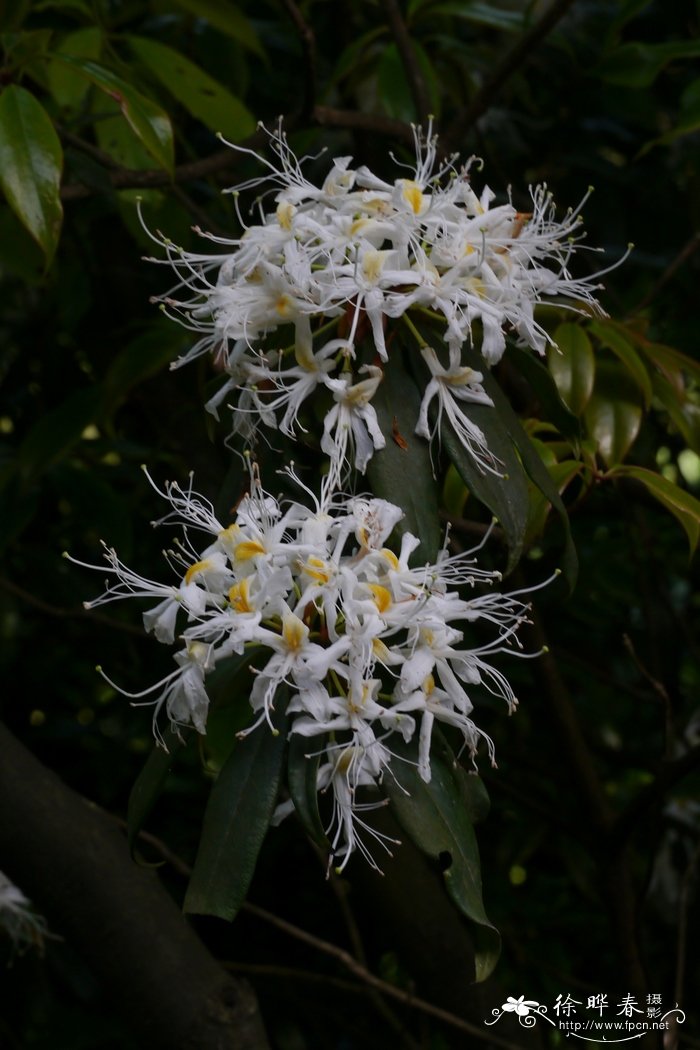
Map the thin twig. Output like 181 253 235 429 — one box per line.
60 110 414 201
280 0 317 118
0 576 145 638
623 632 674 760
614 743 700 843
241 901 522 1050
632 232 700 314
129 826 521 1049
382 0 430 124
446 0 577 144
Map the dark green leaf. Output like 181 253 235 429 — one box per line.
57 57 174 172
384 738 500 982
589 320 652 407
288 732 328 847
410 0 524 31
18 387 101 481
126 36 255 142
46 27 102 110
127 727 187 852
367 350 441 564
184 706 289 919
103 321 185 411
547 323 595 417
0 85 63 265
170 0 264 57
584 362 643 466
598 39 700 87
507 344 581 447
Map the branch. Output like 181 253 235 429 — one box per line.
445 0 577 145
280 0 317 118
60 109 414 201
382 0 430 124
0 575 145 638
0 722 270 1050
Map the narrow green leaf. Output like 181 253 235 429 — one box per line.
610 465 700 553
548 323 595 416
413 0 525 31
598 39 700 87
526 459 584 546
652 373 700 455
367 350 441 564
627 329 700 389
184 708 289 919
127 728 187 852
170 0 264 57
584 362 643 466
384 739 500 982
57 57 174 172
0 85 63 265
589 320 652 407
46 27 102 110
288 732 328 847
126 36 255 142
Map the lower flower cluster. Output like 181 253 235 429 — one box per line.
71 464 543 870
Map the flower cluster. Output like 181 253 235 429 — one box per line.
71 466 543 870
0 871 48 954
150 122 614 479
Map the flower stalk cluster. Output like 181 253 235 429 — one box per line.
71 466 546 869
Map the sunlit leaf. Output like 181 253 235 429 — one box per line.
126 36 255 141
0 85 63 265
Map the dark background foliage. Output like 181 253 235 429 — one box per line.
1 1 699 1047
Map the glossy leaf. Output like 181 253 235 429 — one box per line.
589 320 652 407
610 465 700 553
46 26 101 110
103 321 186 410
584 363 643 466
0 85 63 265
127 728 187 852
652 373 700 455
411 0 524 30
384 739 500 982
288 732 328 847
170 0 264 57
526 458 584 547
126 36 255 141
547 323 595 416
184 707 289 919
57 57 174 172
367 349 441 564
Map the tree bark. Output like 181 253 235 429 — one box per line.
0 722 270 1050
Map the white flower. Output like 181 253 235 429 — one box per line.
0 871 49 953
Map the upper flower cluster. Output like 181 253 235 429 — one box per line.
71 464 543 870
149 122 613 480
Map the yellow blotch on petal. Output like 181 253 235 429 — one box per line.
282 613 309 652
402 180 424 215
275 294 294 317
185 559 212 585
379 548 400 571
234 539 266 562
423 674 435 696
303 556 331 583
228 578 253 614
276 201 295 230
368 584 392 614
